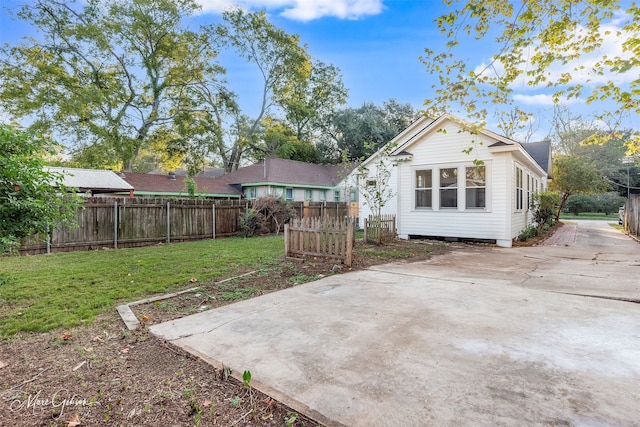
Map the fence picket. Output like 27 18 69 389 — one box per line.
284 216 354 267
18 198 347 255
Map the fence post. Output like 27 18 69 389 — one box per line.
212 203 216 240
345 221 354 267
284 223 290 257
363 218 368 243
166 201 171 243
114 200 118 249
46 223 51 254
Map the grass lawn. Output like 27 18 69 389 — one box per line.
560 212 619 221
0 236 284 336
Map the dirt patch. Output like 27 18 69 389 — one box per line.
0 238 453 426
131 238 455 327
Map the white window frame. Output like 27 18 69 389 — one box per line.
334 190 341 202
465 165 486 209
305 189 313 201
439 167 458 209
515 166 524 211
415 169 433 209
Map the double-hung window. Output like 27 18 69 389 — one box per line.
305 189 313 201
285 188 293 201
515 167 524 210
415 170 432 208
439 168 458 208
465 166 486 209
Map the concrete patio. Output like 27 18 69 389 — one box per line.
150 221 640 426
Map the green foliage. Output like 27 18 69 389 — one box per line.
184 178 197 199
242 370 252 388
423 1 640 151
551 155 606 221
564 192 626 215
251 119 319 163
532 191 560 229
517 225 539 242
320 100 420 162
0 125 81 253
564 194 598 215
0 0 222 171
212 9 312 171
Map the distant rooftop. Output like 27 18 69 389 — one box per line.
45 167 133 193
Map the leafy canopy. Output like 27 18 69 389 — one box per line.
550 154 606 220
0 125 81 253
423 0 639 149
0 0 223 172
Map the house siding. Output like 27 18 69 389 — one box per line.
357 117 548 247
396 122 509 242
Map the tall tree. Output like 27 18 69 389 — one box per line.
322 100 420 161
0 0 222 171
550 155 606 221
422 1 640 151
211 9 310 171
0 125 81 253
248 118 319 163
277 60 348 143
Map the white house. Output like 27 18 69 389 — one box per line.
356 114 552 248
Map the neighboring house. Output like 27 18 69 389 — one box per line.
148 166 225 179
46 167 134 197
218 158 358 204
356 114 552 248
120 172 242 199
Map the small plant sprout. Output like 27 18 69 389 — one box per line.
242 370 252 387
284 412 299 425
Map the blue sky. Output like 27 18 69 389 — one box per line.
1 0 638 140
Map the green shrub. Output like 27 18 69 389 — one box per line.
518 225 539 242
564 194 597 215
238 209 267 237
532 191 560 229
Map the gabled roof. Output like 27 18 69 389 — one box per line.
121 172 241 197
385 114 549 177
521 140 553 178
220 158 357 188
45 167 133 193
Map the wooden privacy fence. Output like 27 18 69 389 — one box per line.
624 195 640 238
363 214 396 244
19 198 348 255
284 217 355 267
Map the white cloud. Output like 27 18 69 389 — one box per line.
196 0 384 21
281 0 383 21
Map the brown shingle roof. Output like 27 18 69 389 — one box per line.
121 173 241 197
220 158 356 187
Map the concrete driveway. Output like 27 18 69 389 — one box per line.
150 221 640 426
